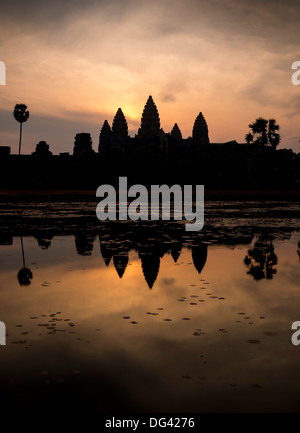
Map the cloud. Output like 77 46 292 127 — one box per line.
1 0 300 152
160 94 176 103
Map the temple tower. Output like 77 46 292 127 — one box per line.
139 252 160 289
32 140 52 158
192 112 209 145
138 95 160 137
170 123 182 140
73 133 94 157
112 108 128 142
99 120 112 153
191 244 207 274
113 253 129 278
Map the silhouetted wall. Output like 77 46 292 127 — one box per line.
0 144 299 190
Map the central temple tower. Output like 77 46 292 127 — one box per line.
138 95 160 137
192 112 209 145
112 108 128 142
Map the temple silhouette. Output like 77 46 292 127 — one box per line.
0 205 295 288
0 95 299 189
10 223 286 289
98 95 210 153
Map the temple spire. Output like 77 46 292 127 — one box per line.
171 123 182 140
191 244 207 274
138 95 160 137
112 108 128 142
139 252 160 289
113 253 128 278
192 112 209 145
99 120 112 153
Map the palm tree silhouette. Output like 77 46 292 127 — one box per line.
245 117 280 150
17 236 33 286
13 104 30 155
244 239 277 280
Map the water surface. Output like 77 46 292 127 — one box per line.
0 201 300 413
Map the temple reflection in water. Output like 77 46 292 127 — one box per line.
72 224 209 289
0 201 299 415
0 218 295 289
97 229 207 288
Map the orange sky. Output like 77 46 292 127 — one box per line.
1 0 300 154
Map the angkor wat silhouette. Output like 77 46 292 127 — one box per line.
98 95 210 155
0 95 231 159
0 95 298 189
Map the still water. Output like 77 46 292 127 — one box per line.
0 201 300 413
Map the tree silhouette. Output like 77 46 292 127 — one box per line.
245 117 280 150
17 267 33 286
17 236 33 286
244 239 277 280
13 104 30 155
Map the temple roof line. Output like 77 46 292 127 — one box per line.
98 95 210 153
